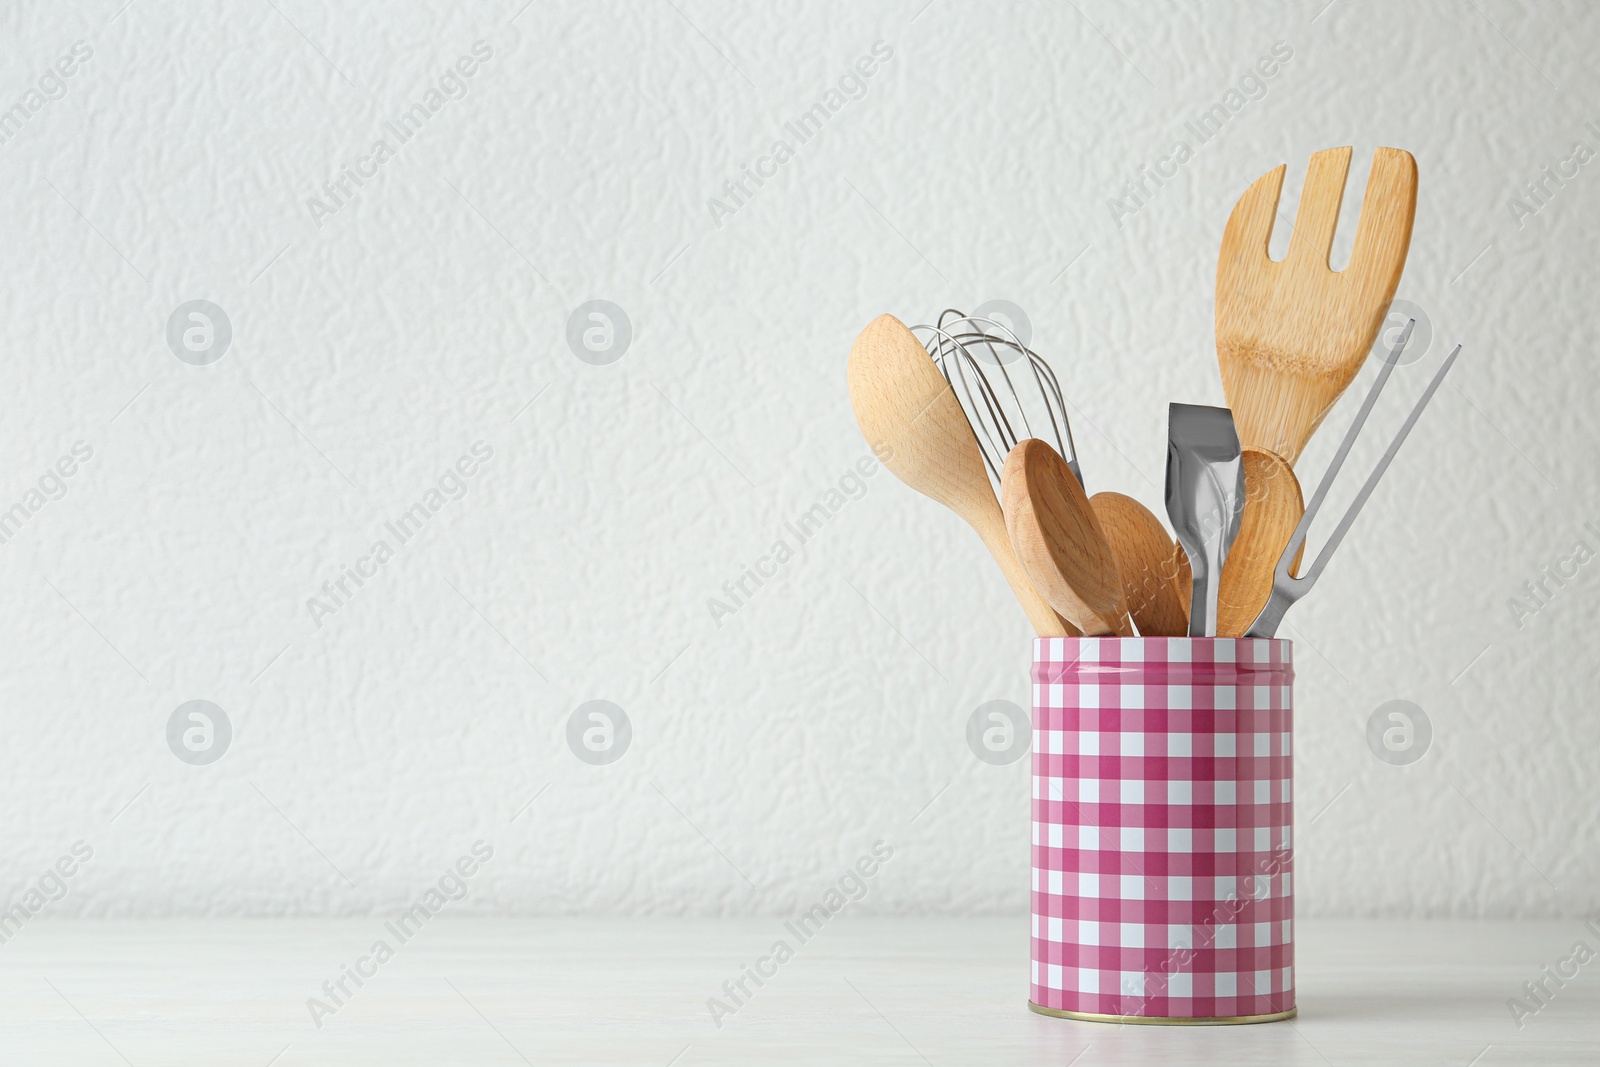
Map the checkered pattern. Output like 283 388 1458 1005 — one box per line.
1031 637 1295 1020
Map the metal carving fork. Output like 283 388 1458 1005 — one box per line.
1246 320 1462 637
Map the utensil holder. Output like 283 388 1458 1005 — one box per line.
1029 636 1295 1024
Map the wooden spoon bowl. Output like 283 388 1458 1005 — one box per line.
1216 448 1305 637
1002 440 1132 637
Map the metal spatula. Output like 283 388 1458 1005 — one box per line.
1247 321 1462 637
1166 404 1245 637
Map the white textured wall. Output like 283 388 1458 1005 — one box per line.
2 0 1596 920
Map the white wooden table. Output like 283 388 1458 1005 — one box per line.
0 918 1593 1064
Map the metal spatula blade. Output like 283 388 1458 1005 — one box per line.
1165 403 1245 637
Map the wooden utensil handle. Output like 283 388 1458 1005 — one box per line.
972 507 1078 638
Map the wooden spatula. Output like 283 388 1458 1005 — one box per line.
1002 440 1132 637
1216 146 1417 465
1216 448 1305 638
847 314 1075 637
1089 492 1189 638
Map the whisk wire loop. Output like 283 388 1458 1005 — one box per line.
910 310 1079 489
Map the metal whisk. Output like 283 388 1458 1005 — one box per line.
910 309 1080 490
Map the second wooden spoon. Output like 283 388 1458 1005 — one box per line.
1002 440 1132 637
1089 492 1190 638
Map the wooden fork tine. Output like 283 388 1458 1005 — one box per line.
1286 146 1352 268
1219 164 1286 264
1347 147 1417 282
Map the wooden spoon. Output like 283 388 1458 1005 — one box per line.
1216 448 1306 637
1001 440 1132 637
1216 146 1416 464
847 314 1075 637
1088 492 1189 638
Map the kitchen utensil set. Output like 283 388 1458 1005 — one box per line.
845 145 1460 639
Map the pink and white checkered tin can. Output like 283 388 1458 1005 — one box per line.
1030 636 1296 1024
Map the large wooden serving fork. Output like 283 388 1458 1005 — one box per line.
1216 146 1417 465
